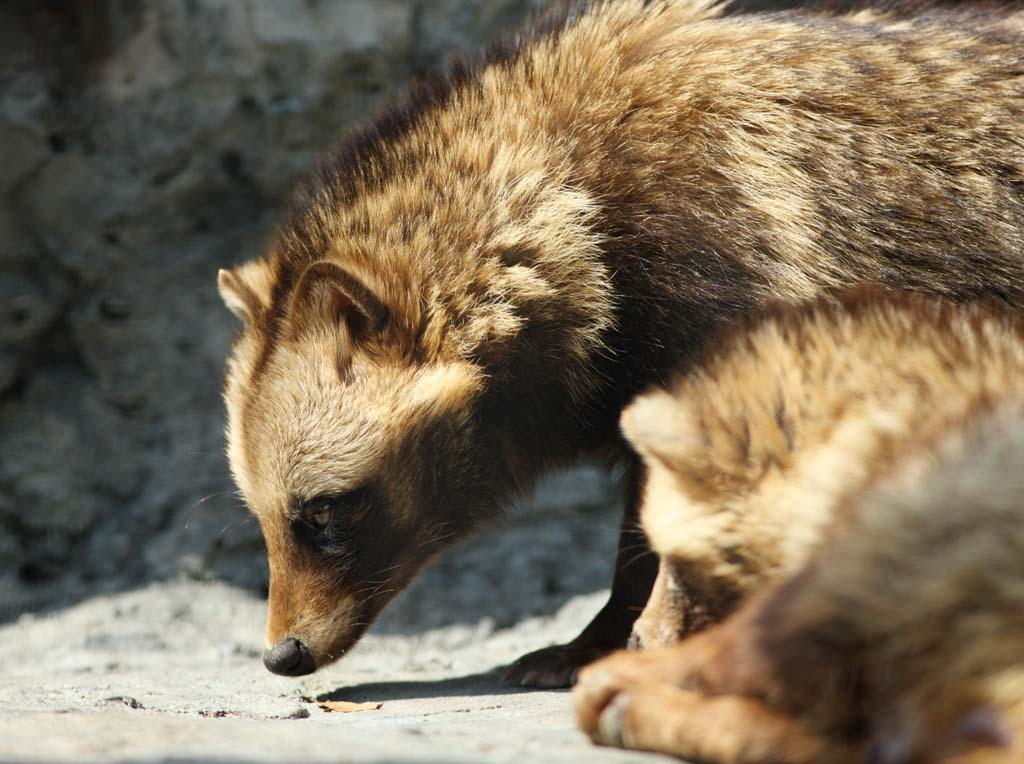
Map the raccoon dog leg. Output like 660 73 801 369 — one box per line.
505 458 659 687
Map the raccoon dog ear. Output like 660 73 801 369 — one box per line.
218 267 263 324
287 261 390 340
621 388 696 469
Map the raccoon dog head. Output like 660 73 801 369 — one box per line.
218 258 490 674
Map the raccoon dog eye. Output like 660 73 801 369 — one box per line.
296 485 374 543
310 505 332 529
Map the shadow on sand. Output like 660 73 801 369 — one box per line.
315 668 560 704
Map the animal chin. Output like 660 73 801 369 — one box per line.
313 620 376 669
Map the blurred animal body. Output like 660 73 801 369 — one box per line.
217 0 1024 681
577 291 1024 764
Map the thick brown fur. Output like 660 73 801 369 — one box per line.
576 291 1024 763
219 0 1024 680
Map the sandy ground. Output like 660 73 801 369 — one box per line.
0 467 673 764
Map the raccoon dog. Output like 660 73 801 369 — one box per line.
576 291 1024 763
218 0 1024 685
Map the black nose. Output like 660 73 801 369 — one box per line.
263 638 315 676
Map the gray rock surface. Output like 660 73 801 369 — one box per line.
0 0 557 615
1 581 677 764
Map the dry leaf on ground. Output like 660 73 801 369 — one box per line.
318 701 383 713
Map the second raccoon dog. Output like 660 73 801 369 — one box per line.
627 287 1024 648
576 291 1024 763
218 0 1024 685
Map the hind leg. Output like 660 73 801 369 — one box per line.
574 626 743 732
574 637 824 763
575 598 828 764
579 678 823 764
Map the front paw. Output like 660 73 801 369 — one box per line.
576 668 825 763
573 659 635 741
573 648 682 735
502 642 612 688
576 679 694 753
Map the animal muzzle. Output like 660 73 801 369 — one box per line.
263 637 316 676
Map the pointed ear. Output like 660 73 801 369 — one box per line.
218 268 263 324
621 388 696 467
287 261 389 339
